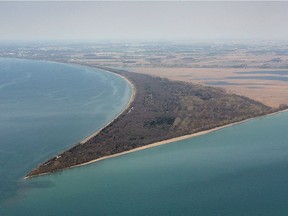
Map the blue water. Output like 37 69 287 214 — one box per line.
1 58 288 215
0 58 131 205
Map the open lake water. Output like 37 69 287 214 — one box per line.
1 58 288 215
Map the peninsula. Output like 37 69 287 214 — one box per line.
26 67 278 178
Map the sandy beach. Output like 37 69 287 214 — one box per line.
79 72 136 144
25 107 287 179
70 108 288 170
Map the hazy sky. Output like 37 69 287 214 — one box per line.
1 1 288 41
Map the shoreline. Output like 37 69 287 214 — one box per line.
64 108 288 169
79 71 136 144
24 68 136 179
25 106 287 179
24 62 286 179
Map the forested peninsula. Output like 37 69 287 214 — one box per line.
26 67 277 178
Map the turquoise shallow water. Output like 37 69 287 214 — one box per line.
1 59 288 215
0 58 131 206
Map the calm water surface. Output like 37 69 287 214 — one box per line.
1 58 288 215
0 58 131 205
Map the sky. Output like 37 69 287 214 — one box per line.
0 1 288 41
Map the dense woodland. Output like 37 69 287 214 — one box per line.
27 68 275 177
